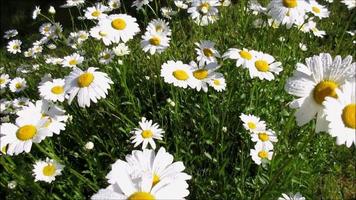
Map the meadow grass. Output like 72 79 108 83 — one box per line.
0 0 355 199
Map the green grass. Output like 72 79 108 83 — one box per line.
0 1 355 199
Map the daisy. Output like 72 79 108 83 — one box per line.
161 7 177 19
195 40 221 66
39 23 56 36
7 39 22 54
251 129 278 150
108 0 121 10
61 0 85 8
247 51 283 81
278 192 305 200
0 110 51 155
301 20 326 38
341 0 356 10
267 0 308 28
84 4 109 20
240 113 266 133
141 32 170 55
9 77 27 93
99 49 115 64
324 81 356 147
113 43 130 56
3 29 18 39
38 78 66 102
209 73 226 92
132 0 152 10
285 53 355 132
306 0 330 19
248 0 267 15
160 60 198 89
250 142 273 165
188 0 221 26
33 6 41 19
98 14 140 43
64 67 113 108
0 74 10 89
12 97 31 110
190 61 220 92
147 19 171 36
175 0 189 9
222 48 256 68
61 53 84 68
32 158 64 183
89 25 112 46
130 117 164 149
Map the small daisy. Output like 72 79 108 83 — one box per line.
160 60 198 89
12 97 31 110
84 3 109 20
222 48 256 68
39 23 56 37
301 20 326 38
7 39 22 54
32 158 64 183
161 7 177 19
306 0 330 19
33 6 41 19
324 81 356 147
341 0 356 10
278 192 305 200
98 14 140 43
132 0 152 10
99 49 115 64
190 61 220 92
130 117 164 149
285 53 355 132
108 0 121 10
188 0 221 26
0 74 10 89
3 29 18 39
113 43 130 56
195 40 221 66
209 73 226 92
38 78 66 102
250 142 273 165
141 32 170 55
240 113 266 133
175 0 189 9
61 0 85 8
61 53 84 68
267 0 308 28
248 0 267 15
147 19 171 36
251 129 278 150
9 77 27 93
248 51 283 81
89 25 112 46
64 67 113 108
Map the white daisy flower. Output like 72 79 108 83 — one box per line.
188 0 221 26
130 117 164 149
132 0 152 10
38 78 66 102
251 129 278 150
285 53 355 132
77 30 89 43
248 51 283 81
39 23 56 37
147 19 171 36
301 20 326 38
341 0 356 10
61 0 85 8
3 29 18 39
160 60 198 89
64 67 113 108
190 61 220 92
250 142 273 165
113 43 130 56
32 6 41 19
161 7 177 19
248 0 267 15
45 57 63 65
306 0 330 19
9 77 27 93
84 3 110 20
278 192 306 200
175 0 189 9
12 97 31 110
108 0 121 10
32 158 64 183
7 39 22 54
209 73 226 92
141 32 170 55
89 25 112 46
99 49 115 64
222 48 256 68
48 6 56 14
267 0 308 28
0 74 10 89
240 113 266 133
324 81 356 147
98 14 140 43
0 111 51 155
195 40 221 66
61 53 84 68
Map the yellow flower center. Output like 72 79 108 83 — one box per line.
16 125 37 141
111 18 126 30
99 31 108 37
149 37 161 46
312 6 321 13
255 60 270 72
200 3 210 12
44 27 50 32
203 48 214 57
155 25 163 32
239 50 252 60
193 69 209 80
103 53 111 60
91 10 101 17
15 83 22 89
283 0 297 8
51 86 64 94
128 192 155 200
69 59 78 65
258 150 268 158
258 132 269 142
141 130 153 138
342 104 356 129
0 78 5 84
213 79 220 85
313 80 338 105
42 164 56 176
13 45 19 50
173 70 189 80
152 173 160 186
77 72 94 88
247 122 256 129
